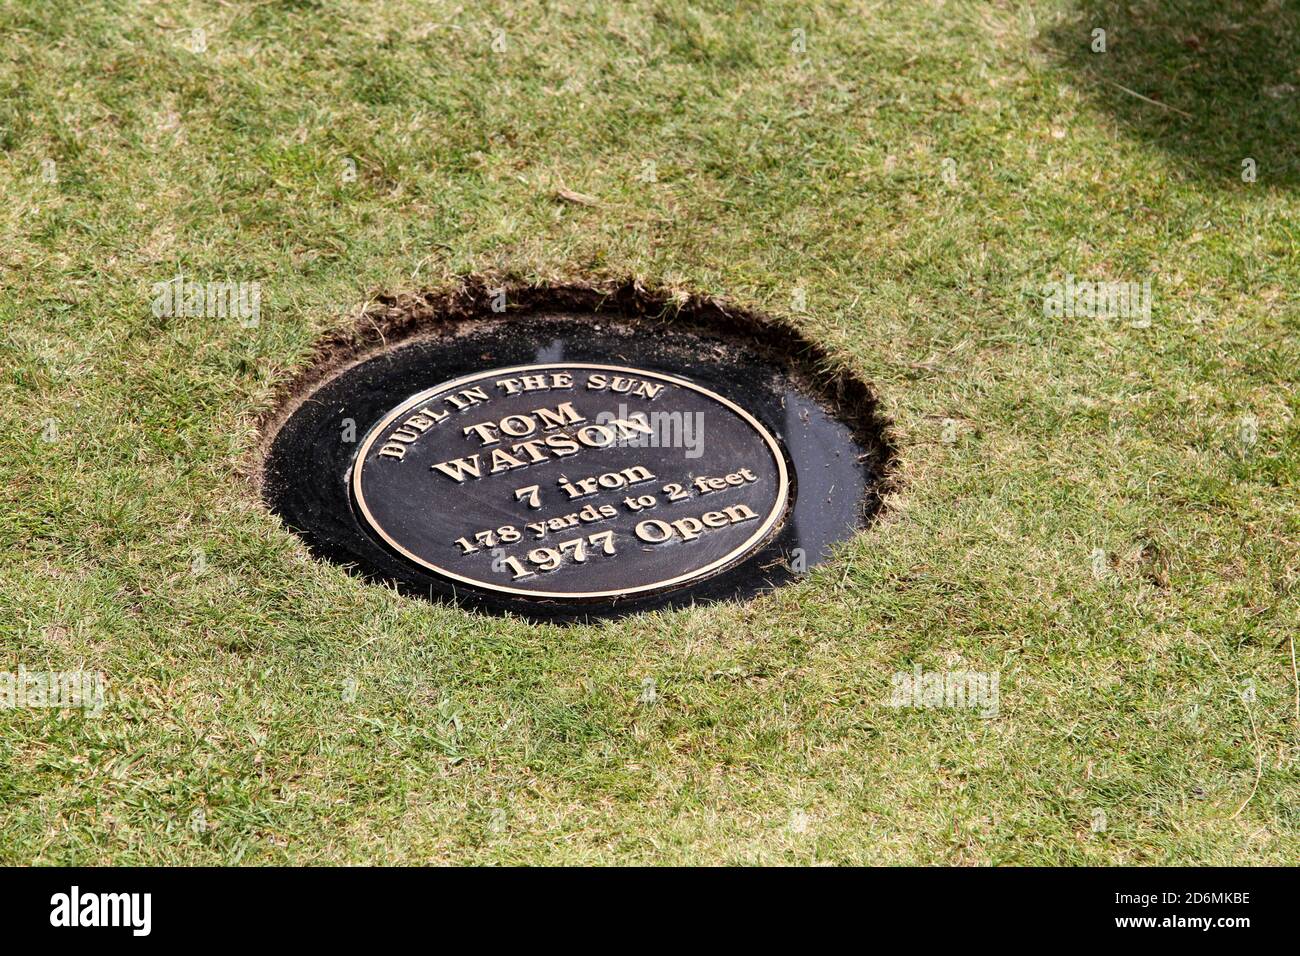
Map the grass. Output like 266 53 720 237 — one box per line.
1 0 1297 865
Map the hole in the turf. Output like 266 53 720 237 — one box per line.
259 281 894 622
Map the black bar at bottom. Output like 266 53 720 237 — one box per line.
0 866 1275 942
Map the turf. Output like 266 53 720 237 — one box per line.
1 0 1297 864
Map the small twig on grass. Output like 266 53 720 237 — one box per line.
1104 79 1194 119
556 186 598 207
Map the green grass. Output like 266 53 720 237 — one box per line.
1 0 1297 864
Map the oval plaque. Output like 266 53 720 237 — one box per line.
352 363 789 600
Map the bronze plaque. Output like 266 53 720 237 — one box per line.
352 363 789 600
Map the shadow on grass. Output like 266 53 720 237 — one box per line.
1044 1 1300 188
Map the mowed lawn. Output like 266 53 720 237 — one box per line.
1 0 1297 865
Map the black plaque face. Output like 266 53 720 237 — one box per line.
263 310 889 621
352 364 789 600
